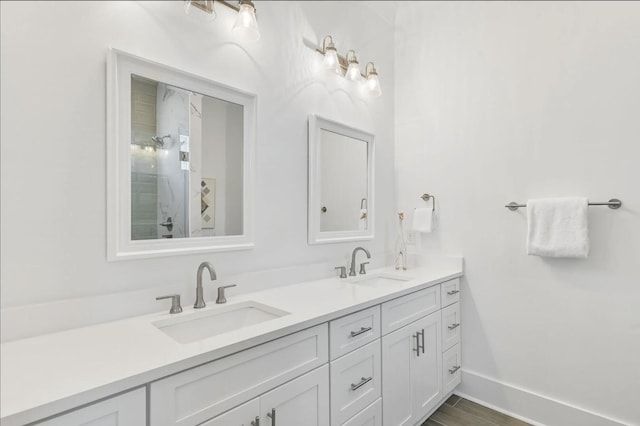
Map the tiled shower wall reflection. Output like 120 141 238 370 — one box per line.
130 77 158 240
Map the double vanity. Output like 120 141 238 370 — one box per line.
1 50 463 426
0 260 463 426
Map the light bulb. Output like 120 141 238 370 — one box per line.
345 50 361 81
346 61 361 81
323 48 341 75
232 1 260 42
367 74 382 97
365 63 382 98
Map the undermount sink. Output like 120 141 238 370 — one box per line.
153 301 290 344
348 273 413 287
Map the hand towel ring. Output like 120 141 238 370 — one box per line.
420 193 436 212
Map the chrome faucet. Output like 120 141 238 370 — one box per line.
349 246 371 276
194 262 216 309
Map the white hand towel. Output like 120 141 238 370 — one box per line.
413 207 434 233
527 197 589 258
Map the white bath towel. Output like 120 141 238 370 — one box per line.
527 197 589 258
413 207 434 233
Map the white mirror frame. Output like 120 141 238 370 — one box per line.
308 114 375 245
107 49 256 261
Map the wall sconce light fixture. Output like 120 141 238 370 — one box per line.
184 0 260 41
321 36 341 75
316 35 382 98
364 62 382 98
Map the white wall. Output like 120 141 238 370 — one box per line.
0 1 396 339
395 2 640 425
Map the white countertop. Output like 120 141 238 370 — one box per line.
0 263 463 425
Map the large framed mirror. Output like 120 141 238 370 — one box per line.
107 49 255 260
308 115 375 245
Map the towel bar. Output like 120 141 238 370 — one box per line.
505 198 622 211
420 193 436 211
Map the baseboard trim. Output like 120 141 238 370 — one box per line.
457 369 634 426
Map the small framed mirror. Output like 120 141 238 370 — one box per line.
308 115 375 245
107 49 255 260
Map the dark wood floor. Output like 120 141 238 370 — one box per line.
423 395 532 426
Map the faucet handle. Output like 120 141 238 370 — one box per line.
359 262 370 275
156 294 183 314
334 266 347 279
216 284 237 304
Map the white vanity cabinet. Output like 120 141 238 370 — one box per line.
380 285 448 426
382 311 442 426
35 388 145 426
150 324 328 426
5 274 463 426
441 278 462 397
328 306 382 426
202 365 329 426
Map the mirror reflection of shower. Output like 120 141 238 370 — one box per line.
151 134 172 149
130 73 244 242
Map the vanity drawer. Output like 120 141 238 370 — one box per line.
330 305 380 360
37 388 145 426
150 324 328 426
443 344 462 395
381 285 440 335
441 278 460 307
342 398 382 426
330 340 381 426
441 302 461 352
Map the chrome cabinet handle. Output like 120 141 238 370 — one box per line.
449 365 461 374
350 326 372 337
413 329 424 356
350 376 373 391
267 409 276 425
251 416 260 426
448 323 460 330
447 290 460 295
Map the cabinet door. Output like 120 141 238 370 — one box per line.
260 365 329 426
381 323 416 426
413 312 442 421
201 398 260 426
37 388 145 426
382 311 442 426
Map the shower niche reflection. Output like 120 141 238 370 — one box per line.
108 49 255 260
130 75 243 241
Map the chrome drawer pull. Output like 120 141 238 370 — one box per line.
267 408 276 425
448 323 460 330
447 290 460 295
449 365 461 374
251 416 260 426
413 329 425 356
350 326 372 337
350 376 373 391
